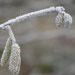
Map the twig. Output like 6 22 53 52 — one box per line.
0 6 65 29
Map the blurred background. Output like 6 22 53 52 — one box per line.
0 0 75 75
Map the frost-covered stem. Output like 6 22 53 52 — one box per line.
6 25 16 44
0 7 56 28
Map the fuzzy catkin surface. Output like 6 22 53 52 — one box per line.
1 37 11 66
9 43 21 75
55 13 64 27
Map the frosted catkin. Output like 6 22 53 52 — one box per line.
9 43 21 75
0 37 11 66
55 13 64 28
55 12 72 28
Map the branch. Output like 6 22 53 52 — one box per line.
0 6 65 29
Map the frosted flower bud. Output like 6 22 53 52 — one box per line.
0 37 11 66
9 43 21 75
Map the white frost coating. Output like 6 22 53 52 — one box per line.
6 25 16 43
0 6 66 29
0 6 67 29
55 6 65 13
0 6 56 28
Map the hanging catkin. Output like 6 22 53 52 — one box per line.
55 13 64 28
4 25 21 75
0 37 11 66
9 42 21 75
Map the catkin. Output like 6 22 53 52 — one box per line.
55 13 64 28
55 12 72 28
0 37 11 66
9 43 21 75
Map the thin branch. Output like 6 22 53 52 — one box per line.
0 7 55 28
0 6 65 29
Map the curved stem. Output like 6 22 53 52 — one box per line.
6 25 16 44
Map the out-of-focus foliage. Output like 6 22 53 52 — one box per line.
11 0 25 6
72 0 75 4
0 48 3 58
38 64 54 73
